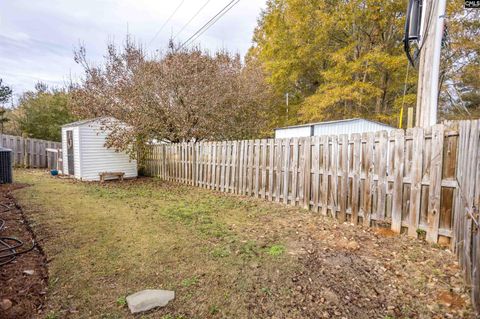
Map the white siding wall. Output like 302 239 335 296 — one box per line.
78 122 137 181
274 119 394 139
275 126 311 139
313 119 393 136
61 127 81 178
61 129 66 174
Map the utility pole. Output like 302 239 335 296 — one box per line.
415 0 447 127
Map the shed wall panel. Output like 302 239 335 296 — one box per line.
274 119 394 139
275 126 311 139
78 123 137 181
313 120 393 136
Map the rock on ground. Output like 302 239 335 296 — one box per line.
126 289 175 314
0 299 13 311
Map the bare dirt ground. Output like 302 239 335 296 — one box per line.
11 170 477 318
238 210 472 318
0 183 48 319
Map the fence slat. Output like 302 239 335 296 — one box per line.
220 141 226 192
261 139 267 199
363 132 374 227
254 140 260 197
351 133 361 225
320 135 329 216
473 122 480 312
283 138 291 204
408 127 425 237
376 131 388 221
291 138 299 205
225 142 231 192
303 138 311 209
268 139 274 201
238 141 245 194
391 129 405 233
312 137 320 212
232 141 238 193
330 135 339 217
275 140 282 202
298 139 305 205
426 124 445 242
338 134 348 223
247 140 253 195
463 120 480 286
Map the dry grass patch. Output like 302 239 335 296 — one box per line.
13 170 475 319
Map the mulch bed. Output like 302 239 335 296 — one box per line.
0 184 48 319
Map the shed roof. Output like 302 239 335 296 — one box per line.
274 118 393 131
62 117 117 128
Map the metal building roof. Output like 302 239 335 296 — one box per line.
274 118 392 131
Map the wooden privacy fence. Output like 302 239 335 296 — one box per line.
0 134 62 169
143 120 479 313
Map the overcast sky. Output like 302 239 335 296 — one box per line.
0 0 266 99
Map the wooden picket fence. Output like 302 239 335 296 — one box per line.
143 120 479 313
454 120 480 314
0 134 62 169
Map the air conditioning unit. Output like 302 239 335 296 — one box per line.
0 148 13 184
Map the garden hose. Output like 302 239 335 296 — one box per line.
0 203 36 267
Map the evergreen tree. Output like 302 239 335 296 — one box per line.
17 85 77 141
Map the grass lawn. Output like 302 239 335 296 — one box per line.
13 170 475 318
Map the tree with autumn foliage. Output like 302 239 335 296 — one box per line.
250 0 415 127
440 1 480 119
249 0 479 127
70 38 272 156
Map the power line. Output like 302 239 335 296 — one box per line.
179 0 238 48
149 0 186 46
184 0 240 47
179 0 240 49
173 0 212 41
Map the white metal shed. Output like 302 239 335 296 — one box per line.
274 118 394 139
61 117 137 181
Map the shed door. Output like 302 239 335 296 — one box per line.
66 130 74 175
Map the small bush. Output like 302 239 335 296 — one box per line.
239 241 259 258
211 247 230 258
116 295 127 307
181 276 199 287
209 305 219 315
267 244 286 256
